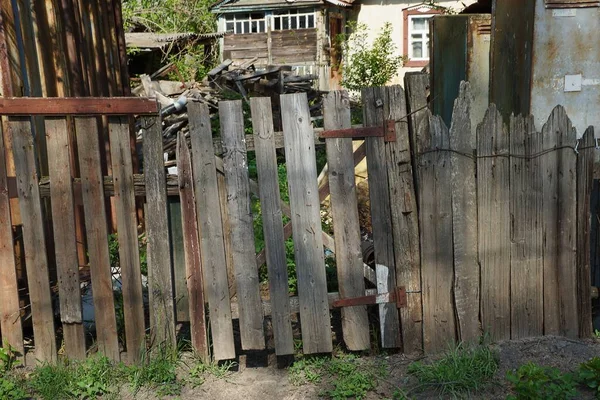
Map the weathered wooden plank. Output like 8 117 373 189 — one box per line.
510 115 543 339
362 86 401 348
217 172 236 299
323 91 370 351
75 117 120 361
188 102 235 361
577 127 595 338
477 105 511 341
251 97 294 356
0 97 158 115
11 117 57 362
169 198 189 322
143 115 176 350
449 83 480 344
541 106 578 338
108 117 145 363
46 117 86 360
0 121 24 357
176 133 209 361
384 85 423 355
418 114 456 353
404 72 430 169
220 100 265 350
281 92 332 354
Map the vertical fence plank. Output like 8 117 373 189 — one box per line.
577 127 595 338
541 106 578 338
418 114 456 353
281 92 332 354
188 102 235 361
510 115 543 339
477 105 511 341
404 72 430 169
169 198 189 322
11 118 57 362
449 83 480 344
46 117 86 360
220 100 265 350
323 91 370 351
362 86 401 348
0 123 24 357
75 117 120 361
384 85 423 354
108 116 145 363
176 133 209 361
143 115 176 350
251 97 294 356
217 172 236 299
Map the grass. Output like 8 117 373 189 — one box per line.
187 358 237 387
406 343 499 398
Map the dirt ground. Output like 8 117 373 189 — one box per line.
121 336 600 399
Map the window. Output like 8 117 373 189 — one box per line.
408 15 431 61
272 10 315 31
225 13 266 34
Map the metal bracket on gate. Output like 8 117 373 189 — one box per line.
320 120 396 142
333 286 407 309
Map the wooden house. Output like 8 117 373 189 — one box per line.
211 0 355 90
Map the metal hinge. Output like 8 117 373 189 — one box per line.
320 120 396 142
333 286 407 309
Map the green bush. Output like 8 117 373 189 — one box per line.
0 376 27 400
577 357 600 397
506 363 579 400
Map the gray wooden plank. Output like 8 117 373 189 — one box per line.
362 86 401 349
281 92 332 354
75 117 120 361
251 97 294 356
0 120 24 357
169 198 189 322
404 72 430 170
143 115 176 350
418 114 456 353
449 83 480 344
577 127 595 338
220 100 265 350
217 171 236 299
384 85 423 355
477 105 511 341
541 106 578 338
176 133 209 361
188 102 235 361
323 91 370 351
11 117 57 362
510 115 543 339
108 116 145 363
46 117 86 360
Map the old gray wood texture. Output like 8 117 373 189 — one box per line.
404 72 430 172
75 117 120 361
143 115 176 350
11 117 57 362
418 114 456 353
0 120 24 357
176 133 209 361
541 106 578 338
188 102 236 361
477 105 511 341
384 85 423 354
577 127 595 337
169 198 189 322
46 117 86 360
251 97 294 356
220 100 265 350
323 91 369 351
510 115 543 339
362 86 401 348
449 83 480 344
108 116 145 363
281 92 332 354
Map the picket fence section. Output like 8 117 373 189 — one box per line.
0 78 595 364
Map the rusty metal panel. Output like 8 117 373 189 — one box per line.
489 0 536 120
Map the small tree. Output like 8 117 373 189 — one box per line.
339 22 406 91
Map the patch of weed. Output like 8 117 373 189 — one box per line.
577 357 600 397
0 341 20 374
187 359 236 387
126 349 182 397
506 362 578 400
28 362 73 400
70 356 120 399
407 343 498 397
0 375 27 400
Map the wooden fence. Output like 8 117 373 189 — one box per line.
0 79 595 364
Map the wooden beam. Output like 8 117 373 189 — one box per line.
0 97 159 115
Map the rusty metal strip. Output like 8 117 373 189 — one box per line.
0 97 159 115
545 0 599 8
320 120 396 142
333 286 407 309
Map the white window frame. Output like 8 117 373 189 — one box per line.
407 14 432 61
271 9 316 31
225 13 267 34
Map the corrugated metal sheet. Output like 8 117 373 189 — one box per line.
125 32 225 50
